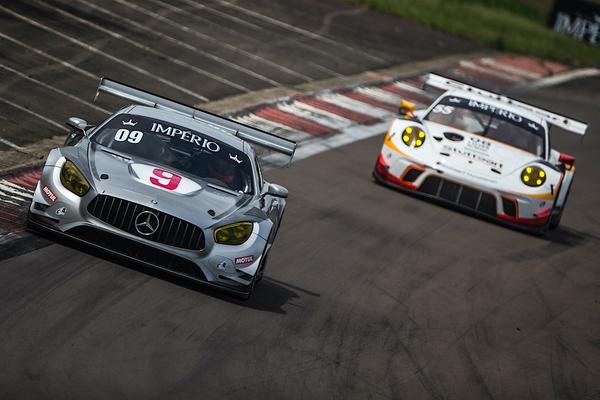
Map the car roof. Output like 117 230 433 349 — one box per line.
123 105 247 152
444 90 547 128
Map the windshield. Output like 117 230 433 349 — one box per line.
425 96 545 156
92 114 254 194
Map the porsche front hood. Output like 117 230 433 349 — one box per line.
85 143 246 229
422 121 540 184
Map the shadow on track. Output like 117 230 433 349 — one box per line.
25 228 315 314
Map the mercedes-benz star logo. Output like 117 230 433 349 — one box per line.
134 211 160 236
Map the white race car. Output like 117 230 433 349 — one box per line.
373 74 586 233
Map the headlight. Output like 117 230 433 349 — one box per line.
60 160 90 196
214 222 253 245
401 126 426 148
521 166 546 187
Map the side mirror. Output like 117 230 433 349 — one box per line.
399 99 416 119
64 117 90 146
66 117 89 133
266 183 288 198
559 153 576 169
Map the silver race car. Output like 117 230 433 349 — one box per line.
27 79 296 299
374 74 587 233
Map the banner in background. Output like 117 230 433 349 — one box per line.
548 0 600 45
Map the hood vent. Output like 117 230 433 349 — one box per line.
443 132 464 142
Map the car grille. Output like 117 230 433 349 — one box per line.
418 177 497 217
87 195 204 250
65 226 206 281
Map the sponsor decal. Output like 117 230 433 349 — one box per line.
150 122 220 152
549 0 600 45
42 185 57 203
55 207 67 216
443 144 504 170
114 129 143 143
150 168 182 190
235 255 254 265
216 261 227 271
122 119 138 126
466 137 492 154
229 153 242 164
437 96 543 134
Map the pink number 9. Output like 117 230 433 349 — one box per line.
150 168 181 190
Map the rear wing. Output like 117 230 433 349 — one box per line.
424 74 588 136
95 78 297 158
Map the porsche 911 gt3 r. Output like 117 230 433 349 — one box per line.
27 79 296 298
373 74 587 233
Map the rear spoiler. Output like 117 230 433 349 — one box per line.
95 78 297 158
424 74 588 136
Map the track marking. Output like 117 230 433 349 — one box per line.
479 57 542 80
36 0 251 93
316 93 393 119
355 87 402 106
172 0 360 72
70 0 283 88
233 114 312 142
0 96 67 132
297 97 378 124
0 64 110 114
524 68 600 90
458 60 526 84
0 180 33 204
0 137 26 151
0 32 98 81
107 0 314 82
211 0 386 63
0 4 209 102
278 102 354 130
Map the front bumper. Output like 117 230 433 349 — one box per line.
28 165 267 296
374 154 552 232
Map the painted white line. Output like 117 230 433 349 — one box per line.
0 137 26 151
0 96 67 132
0 196 22 207
0 32 98 81
317 93 393 119
0 181 33 201
355 87 402 105
176 0 366 70
233 114 312 142
458 60 525 83
38 1 251 93
212 0 386 64
393 81 432 97
0 4 209 102
74 0 283 88
278 102 354 130
0 64 110 114
262 121 389 167
525 68 600 90
479 57 541 80
0 180 34 194
108 0 314 82
175 0 267 32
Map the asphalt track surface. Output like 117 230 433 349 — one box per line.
0 74 599 399
0 0 480 150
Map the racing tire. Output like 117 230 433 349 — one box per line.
549 181 572 230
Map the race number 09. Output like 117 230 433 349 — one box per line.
115 129 143 143
150 168 181 190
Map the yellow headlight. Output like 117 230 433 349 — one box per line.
60 160 90 196
521 166 546 187
214 222 253 245
401 126 426 148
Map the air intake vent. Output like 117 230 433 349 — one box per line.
87 195 204 250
